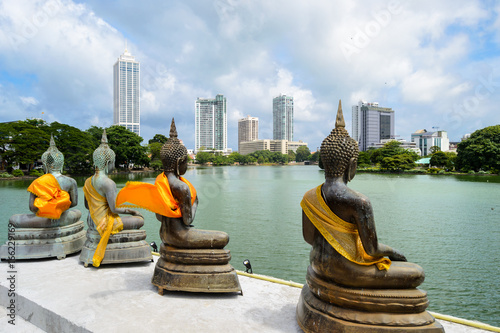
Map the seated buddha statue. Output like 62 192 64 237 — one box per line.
296 101 443 332
116 118 240 294
79 130 152 267
0 135 85 260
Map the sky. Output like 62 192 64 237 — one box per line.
1 0 499 151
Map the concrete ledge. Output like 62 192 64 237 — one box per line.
0 255 495 332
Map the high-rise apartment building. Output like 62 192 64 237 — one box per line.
273 95 294 141
352 100 395 151
195 94 227 153
113 48 140 136
238 115 258 152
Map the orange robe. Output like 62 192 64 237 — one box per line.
27 173 71 219
83 177 124 267
301 185 391 271
116 173 196 218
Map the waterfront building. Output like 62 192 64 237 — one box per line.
113 48 140 136
352 100 395 151
273 95 294 141
411 129 450 156
238 115 258 153
239 139 307 155
195 94 227 153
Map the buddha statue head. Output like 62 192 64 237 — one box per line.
42 135 64 173
320 100 359 182
161 118 188 176
93 129 116 173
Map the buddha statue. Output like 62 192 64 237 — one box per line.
116 118 241 294
79 130 152 267
0 135 85 260
296 101 444 332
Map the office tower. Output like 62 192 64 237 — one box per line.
411 129 450 156
195 94 227 153
351 100 394 151
238 115 258 152
113 48 140 136
273 95 294 141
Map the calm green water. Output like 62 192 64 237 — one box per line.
1 166 499 326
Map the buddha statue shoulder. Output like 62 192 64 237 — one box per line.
9 135 81 228
301 101 424 289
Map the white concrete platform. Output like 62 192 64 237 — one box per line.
0 254 496 333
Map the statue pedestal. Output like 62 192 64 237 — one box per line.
296 267 444 332
0 220 85 260
152 244 241 295
79 229 152 266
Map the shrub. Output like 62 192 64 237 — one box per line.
467 170 475 174
29 170 43 177
0 172 14 178
12 169 24 177
426 167 441 174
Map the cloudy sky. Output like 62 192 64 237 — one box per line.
1 0 499 151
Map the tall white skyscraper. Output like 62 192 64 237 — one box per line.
238 115 258 152
352 100 395 151
273 94 294 141
195 94 227 153
113 48 140 136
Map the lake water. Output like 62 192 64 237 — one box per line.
1 166 499 327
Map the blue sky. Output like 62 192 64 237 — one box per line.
1 0 499 151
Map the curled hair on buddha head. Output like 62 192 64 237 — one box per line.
93 129 116 172
320 100 359 179
161 118 187 173
42 134 64 173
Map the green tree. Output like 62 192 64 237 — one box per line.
429 146 441 155
288 150 296 162
148 142 163 162
380 154 416 171
295 146 311 162
357 151 371 167
430 151 449 168
45 122 95 174
456 125 500 173
86 126 104 147
196 151 213 165
149 134 168 145
105 125 149 168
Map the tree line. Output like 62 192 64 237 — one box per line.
352 124 500 174
0 119 150 174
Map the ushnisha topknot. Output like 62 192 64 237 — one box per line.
161 118 188 173
42 134 64 172
320 100 359 178
93 129 116 171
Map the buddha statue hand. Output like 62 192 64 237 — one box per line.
388 248 407 262
124 208 144 220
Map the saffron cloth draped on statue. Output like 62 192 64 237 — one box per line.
116 173 197 218
83 177 123 267
301 185 391 271
27 173 71 219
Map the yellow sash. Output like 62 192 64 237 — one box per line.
301 185 391 271
116 173 196 218
83 177 124 267
27 173 71 219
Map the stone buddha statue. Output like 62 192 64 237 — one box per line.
296 101 444 332
79 130 152 267
0 135 85 260
116 118 241 294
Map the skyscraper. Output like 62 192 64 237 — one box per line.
195 94 227 153
352 100 395 151
273 95 293 141
113 48 140 136
238 115 258 152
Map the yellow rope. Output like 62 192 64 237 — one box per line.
152 251 500 332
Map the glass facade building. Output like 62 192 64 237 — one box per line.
113 49 140 136
352 100 395 151
273 95 294 141
195 94 227 153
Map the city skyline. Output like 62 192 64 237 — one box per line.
1 1 499 151
113 48 140 136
